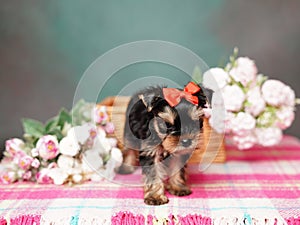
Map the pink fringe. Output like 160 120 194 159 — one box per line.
0 217 7 225
112 212 300 225
112 212 212 225
111 211 145 225
10 215 41 225
286 217 300 225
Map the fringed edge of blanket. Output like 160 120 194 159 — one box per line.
1 213 299 225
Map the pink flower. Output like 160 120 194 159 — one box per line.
203 68 230 92
5 138 25 157
36 168 53 184
93 106 109 124
22 171 32 180
276 107 295 130
105 122 115 134
262 80 295 107
232 131 256 149
31 158 40 168
255 127 282 146
231 112 256 134
245 86 266 117
222 85 245 112
0 171 17 184
229 57 258 86
18 155 33 170
35 135 59 160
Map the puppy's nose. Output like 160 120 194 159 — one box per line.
181 139 192 147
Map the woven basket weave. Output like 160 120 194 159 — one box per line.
99 96 226 164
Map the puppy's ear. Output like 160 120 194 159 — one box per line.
158 105 176 125
196 84 213 108
138 93 156 112
189 105 205 120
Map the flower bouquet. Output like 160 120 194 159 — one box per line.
203 48 299 149
0 100 122 184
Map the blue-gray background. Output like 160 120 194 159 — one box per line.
1 1 299 149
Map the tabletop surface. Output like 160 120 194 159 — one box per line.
1 136 300 225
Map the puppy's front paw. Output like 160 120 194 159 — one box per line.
144 195 169 205
168 187 192 196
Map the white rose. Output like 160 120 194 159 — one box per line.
276 107 295 130
245 86 266 117
231 112 256 134
222 85 245 112
224 112 236 133
262 80 295 107
57 155 75 170
59 136 80 157
203 68 230 92
48 168 69 185
232 131 256 150
229 57 257 87
255 127 282 147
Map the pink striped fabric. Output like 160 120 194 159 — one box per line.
0 135 300 224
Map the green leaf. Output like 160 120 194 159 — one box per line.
58 108 72 128
191 66 203 84
47 127 64 141
22 118 45 138
45 116 59 133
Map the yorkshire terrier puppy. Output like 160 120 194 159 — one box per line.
117 82 210 205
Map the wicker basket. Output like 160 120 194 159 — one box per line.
99 96 226 164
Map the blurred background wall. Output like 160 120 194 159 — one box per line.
1 0 299 149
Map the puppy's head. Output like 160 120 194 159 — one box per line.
138 83 209 155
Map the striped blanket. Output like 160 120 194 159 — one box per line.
1 136 300 225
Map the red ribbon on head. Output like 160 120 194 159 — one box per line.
163 82 201 107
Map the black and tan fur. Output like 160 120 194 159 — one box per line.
117 84 210 205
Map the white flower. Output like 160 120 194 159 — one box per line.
203 68 230 91
262 80 295 107
222 85 245 112
72 174 83 183
48 168 69 185
224 112 236 133
245 86 266 117
93 135 112 155
82 149 104 172
229 57 257 86
255 127 282 146
231 112 256 134
232 131 256 150
57 155 75 170
276 107 295 130
59 136 80 157
67 123 96 145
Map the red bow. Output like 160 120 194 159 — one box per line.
163 82 201 107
